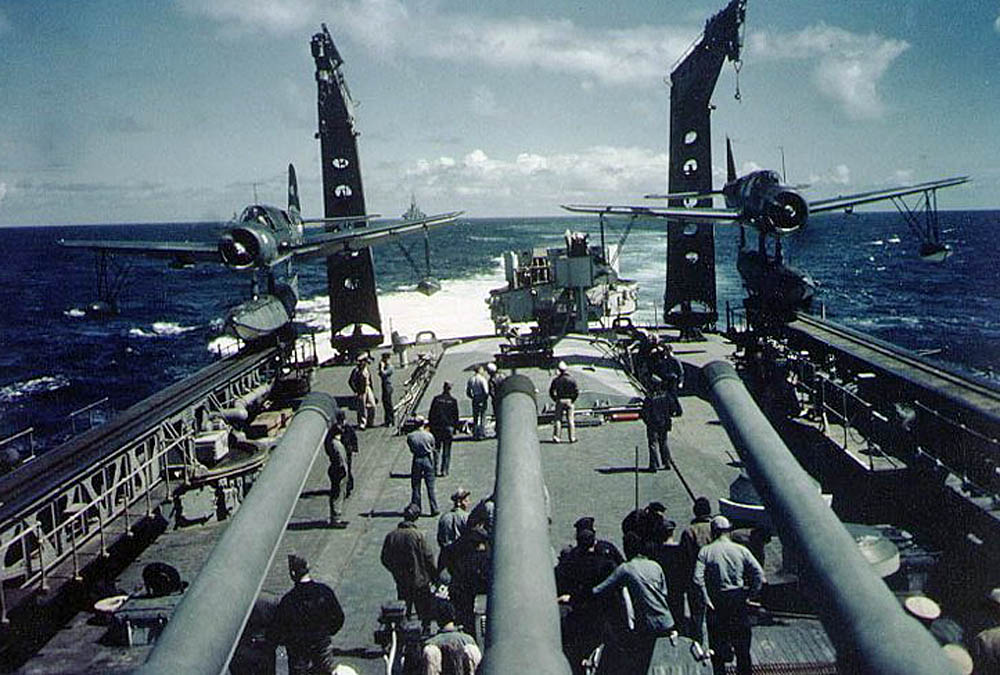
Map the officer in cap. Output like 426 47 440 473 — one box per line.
694 516 764 675
572 516 624 566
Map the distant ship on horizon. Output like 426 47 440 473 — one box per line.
401 193 426 221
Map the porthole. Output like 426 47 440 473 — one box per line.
332 158 349 169
685 251 699 264
682 159 698 176
334 184 353 197
684 130 698 145
684 197 699 208
683 223 698 236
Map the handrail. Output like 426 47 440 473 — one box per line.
134 393 337 675
704 360 954 674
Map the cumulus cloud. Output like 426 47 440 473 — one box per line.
177 0 695 87
748 23 909 119
806 164 851 187
400 145 668 214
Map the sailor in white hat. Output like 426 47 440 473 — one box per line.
694 515 764 675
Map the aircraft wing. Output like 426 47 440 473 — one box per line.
808 176 969 214
561 203 742 222
58 238 222 263
290 211 463 259
299 213 381 227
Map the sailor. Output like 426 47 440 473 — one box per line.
555 523 620 674
486 362 503 418
549 361 579 443
972 588 1000 673
324 424 349 528
639 389 674 471
679 496 714 641
437 488 471 552
565 516 623 566
335 409 359 499
622 501 670 548
421 600 482 675
465 366 490 440
348 354 376 429
428 382 460 477
694 516 765 675
378 352 395 427
466 492 495 537
380 503 439 632
443 523 491 634
407 416 439 516
268 555 344 675
589 532 676 675
653 342 684 394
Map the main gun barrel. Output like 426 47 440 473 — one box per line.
134 392 338 675
480 374 572 675
703 361 953 674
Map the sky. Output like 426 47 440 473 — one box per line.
0 0 998 225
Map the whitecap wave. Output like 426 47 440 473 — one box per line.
207 335 241 356
63 308 86 318
130 321 198 338
151 321 197 336
0 374 71 403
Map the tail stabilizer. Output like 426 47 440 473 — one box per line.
726 137 737 183
288 164 301 217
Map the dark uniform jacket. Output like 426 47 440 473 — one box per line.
380 522 437 596
549 372 579 402
429 392 460 438
268 580 344 647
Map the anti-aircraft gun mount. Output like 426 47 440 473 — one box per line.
488 230 637 341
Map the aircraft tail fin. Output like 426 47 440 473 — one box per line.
288 164 301 217
726 137 737 183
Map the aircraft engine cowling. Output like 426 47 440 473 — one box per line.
218 226 279 269
762 190 809 236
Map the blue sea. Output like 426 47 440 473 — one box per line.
2 212 999 451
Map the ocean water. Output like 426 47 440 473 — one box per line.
2 211 998 448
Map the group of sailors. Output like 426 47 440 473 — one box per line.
556 498 763 675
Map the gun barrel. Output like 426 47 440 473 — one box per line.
480 374 572 675
135 393 338 675
703 361 952 674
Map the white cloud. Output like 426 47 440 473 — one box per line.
748 23 909 119
995 10 1000 34
890 169 914 185
806 164 851 187
177 0 696 87
400 145 668 214
175 0 321 36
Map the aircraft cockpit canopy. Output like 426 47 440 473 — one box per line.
239 205 287 231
